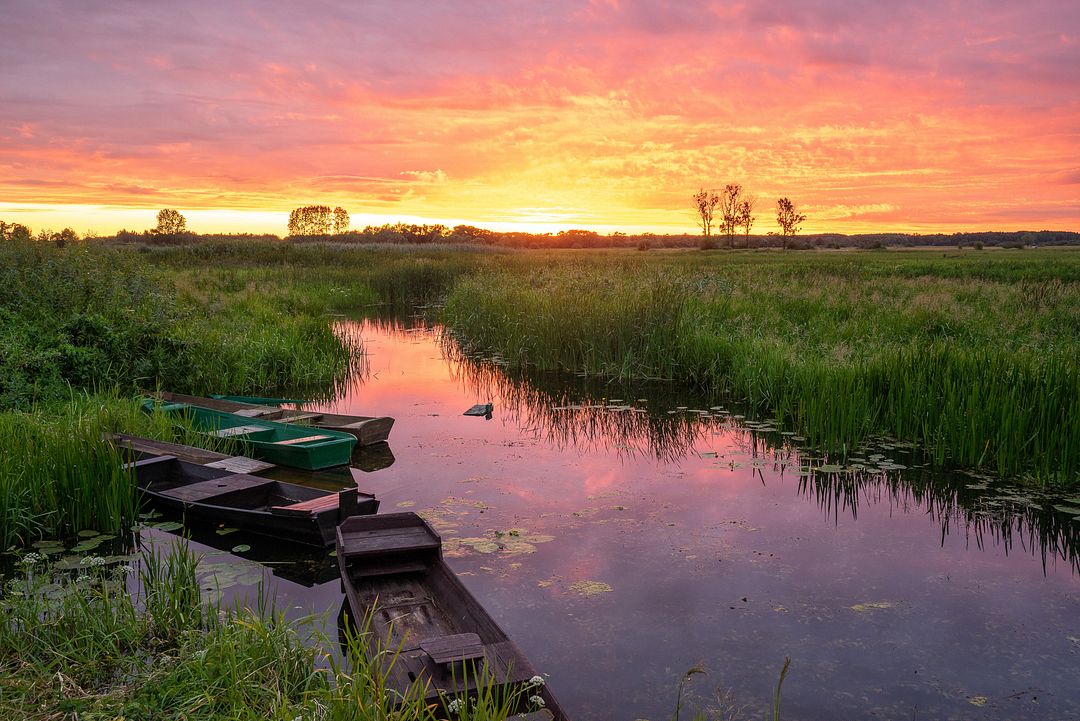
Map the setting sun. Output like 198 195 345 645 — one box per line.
2 1 1077 236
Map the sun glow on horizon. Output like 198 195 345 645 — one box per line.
1 2 1077 236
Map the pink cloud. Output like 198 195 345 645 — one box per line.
0 0 1077 233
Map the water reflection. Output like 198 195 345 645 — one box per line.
405 318 1080 574
90 317 1078 721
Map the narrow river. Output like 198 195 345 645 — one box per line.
146 318 1080 720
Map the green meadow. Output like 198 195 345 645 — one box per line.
2 239 1077 550
1 237 1078 719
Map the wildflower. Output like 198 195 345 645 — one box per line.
528 675 545 688
75 575 91 585
20 552 43 566
447 698 462 714
81 556 107 568
528 695 545 708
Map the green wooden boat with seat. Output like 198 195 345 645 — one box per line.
145 399 356 470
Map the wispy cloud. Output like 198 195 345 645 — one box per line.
0 0 1077 233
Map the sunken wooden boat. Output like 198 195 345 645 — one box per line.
128 455 378 546
146 399 357 470
158 392 395 446
336 512 568 720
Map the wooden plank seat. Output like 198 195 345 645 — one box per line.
270 494 340 516
339 525 441 559
210 424 267 438
272 434 332 446
157 474 274 504
418 633 484 665
275 412 325 423
204 456 276 474
232 407 281 418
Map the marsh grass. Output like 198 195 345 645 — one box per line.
1 543 548 721
442 252 1080 486
0 392 241 548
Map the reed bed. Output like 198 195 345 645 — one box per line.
0 543 571 721
442 251 1080 487
0 394 222 548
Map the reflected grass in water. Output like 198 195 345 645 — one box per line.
441 256 1080 486
427 319 1080 573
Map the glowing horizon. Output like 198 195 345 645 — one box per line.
2 1 1078 236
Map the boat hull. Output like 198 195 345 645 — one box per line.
130 455 378 547
158 392 395 447
336 513 569 719
148 401 357 470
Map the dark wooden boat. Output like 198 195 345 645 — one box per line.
128 455 379 546
158 392 395 446
336 512 568 720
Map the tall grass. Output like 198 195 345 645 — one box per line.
0 393 235 548
442 252 1080 486
0 543 545 721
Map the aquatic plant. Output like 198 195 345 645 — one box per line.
441 251 1080 487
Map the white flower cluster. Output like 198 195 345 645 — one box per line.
447 698 462 714
81 556 108 568
528 695 545 708
20 552 44 565
527 675 545 688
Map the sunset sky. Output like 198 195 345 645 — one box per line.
2 0 1078 235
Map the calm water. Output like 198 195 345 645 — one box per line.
150 319 1080 720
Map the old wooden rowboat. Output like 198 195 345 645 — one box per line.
336 512 568 720
128 455 378 546
159 392 395 446
146 399 357 470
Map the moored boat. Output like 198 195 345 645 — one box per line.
158 392 395 446
146 399 357 470
336 512 569 719
128 455 378 546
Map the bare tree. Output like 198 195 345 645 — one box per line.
692 188 720 248
332 206 350 234
718 183 743 248
154 208 187 235
738 195 756 248
776 197 806 249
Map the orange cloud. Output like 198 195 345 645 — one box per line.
1 1 1077 234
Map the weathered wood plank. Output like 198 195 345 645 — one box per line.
339 526 440 557
210 424 267 438
418 633 484 664
270 494 338 515
204 456 276 474
272 434 332 445
157 474 274 503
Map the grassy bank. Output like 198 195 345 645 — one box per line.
0 239 362 409
0 543 453 720
443 250 1080 486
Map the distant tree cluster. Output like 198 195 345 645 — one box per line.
1 220 81 246
692 184 758 249
287 205 350 236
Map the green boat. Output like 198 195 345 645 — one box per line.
146 400 357 470
210 394 305 406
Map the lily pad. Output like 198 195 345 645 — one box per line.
569 580 613 597
231 544 251 554
215 527 239 536
152 521 185 532
77 530 100 538
851 601 895 612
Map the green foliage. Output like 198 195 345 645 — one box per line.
0 238 191 408
442 250 1080 486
